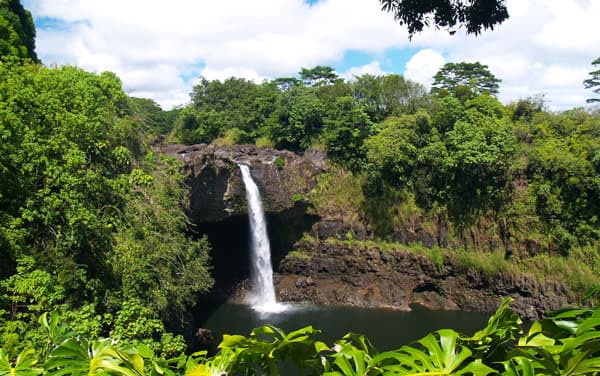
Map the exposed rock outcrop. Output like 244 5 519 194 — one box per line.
159 144 577 320
275 240 575 320
161 144 327 223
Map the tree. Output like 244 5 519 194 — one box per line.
269 85 327 150
443 94 515 224
379 0 509 37
299 65 339 87
584 57 600 103
0 61 213 354
0 0 37 61
128 97 171 135
432 62 501 98
322 96 373 169
272 77 300 91
172 106 224 144
352 73 430 121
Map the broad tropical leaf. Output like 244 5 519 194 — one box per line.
0 349 42 376
323 333 381 376
373 329 495 375
218 325 323 375
39 312 74 359
45 338 144 376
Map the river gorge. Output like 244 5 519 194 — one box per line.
160 142 576 333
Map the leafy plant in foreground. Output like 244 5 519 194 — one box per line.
2 296 600 375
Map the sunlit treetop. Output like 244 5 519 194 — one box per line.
0 0 38 61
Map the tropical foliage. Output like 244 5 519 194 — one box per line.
2 2 600 373
0 0 37 61
0 57 212 358
2 298 600 375
431 62 502 97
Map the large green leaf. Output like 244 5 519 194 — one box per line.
38 312 74 359
500 356 536 376
465 297 522 364
45 338 144 376
323 333 381 376
510 305 600 375
0 349 42 376
373 329 495 375
217 325 324 375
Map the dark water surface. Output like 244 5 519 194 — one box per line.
201 303 490 351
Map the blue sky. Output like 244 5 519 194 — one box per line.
25 0 600 110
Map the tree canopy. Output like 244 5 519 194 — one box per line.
0 0 37 61
379 0 509 37
0 60 212 357
299 65 339 87
584 57 600 103
432 61 501 98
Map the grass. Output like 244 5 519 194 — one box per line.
307 166 364 219
515 247 600 296
287 250 312 259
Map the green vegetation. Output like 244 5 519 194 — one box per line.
0 0 37 61
432 62 502 97
3 298 600 375
2 1 600 372
0 56 212 357
169 59 600 269
584 57 600 103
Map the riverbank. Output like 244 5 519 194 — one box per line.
272 237 577 320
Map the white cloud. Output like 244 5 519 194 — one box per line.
199 67 267 83
343 61 385 80
26 0 600 110
404 49 445 87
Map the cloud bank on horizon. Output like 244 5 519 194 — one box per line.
25 0 600 110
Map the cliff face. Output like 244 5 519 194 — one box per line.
275 240 575 321
161 144 327 223
160 144 576 320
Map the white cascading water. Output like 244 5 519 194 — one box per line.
239 164 286 313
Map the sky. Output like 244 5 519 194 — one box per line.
23 0 600 111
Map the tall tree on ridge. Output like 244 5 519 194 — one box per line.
432 62 501 99
299 65 339 87
584 57 600 103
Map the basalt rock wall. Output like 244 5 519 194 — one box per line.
161 144 327 223
275 240 575 321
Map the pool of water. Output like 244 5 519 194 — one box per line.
201 302 491 351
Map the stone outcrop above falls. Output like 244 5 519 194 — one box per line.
161 144 327 223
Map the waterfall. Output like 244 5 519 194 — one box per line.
239 164 286 313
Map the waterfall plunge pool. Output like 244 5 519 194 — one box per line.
201 302 490 351
229 165 489 351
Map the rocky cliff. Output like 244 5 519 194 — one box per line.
159 144 578 320
161 144 327 223
275 239 575 320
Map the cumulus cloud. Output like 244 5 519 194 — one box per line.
199 66 267 83
25 0 600 110
342 61 386 80
404 49 445 87
405 0 600 109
